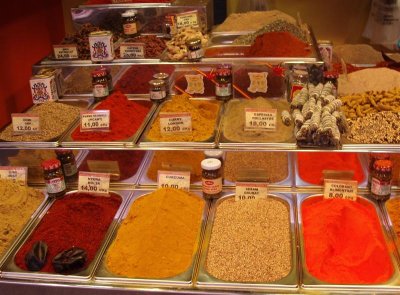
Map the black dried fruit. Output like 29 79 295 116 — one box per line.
24 240 48 271
52 247 87 274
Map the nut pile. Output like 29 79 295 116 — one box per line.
165 27 208 61
289 83 348 147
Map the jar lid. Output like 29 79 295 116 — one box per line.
98 65 111 74
204 150 224 158
121 10 137 17
293 69 308 76
92 69 107 78
370 153 390 161
149 79 165 87
373 159 393 171
201 158 221 170
55 149 72 155
41 159 61 170
89 30 112 37
216 68 231 76
324 70 339 79
153 73 169 80
186 38 201 46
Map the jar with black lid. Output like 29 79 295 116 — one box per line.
201 158 222 199
121 9 139 37
371 159 393 201
55 150 78 182
92 69 109 101
186 38 204 61
41 159 66 198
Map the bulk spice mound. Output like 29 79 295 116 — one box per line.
145 94 220 142
15 192 121 273
302 196 394 284
71 91 151 141
105 188 204 278
0 179 44 256
206 197 291 282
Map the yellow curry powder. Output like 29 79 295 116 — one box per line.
105 188 205 278
146 94 220 142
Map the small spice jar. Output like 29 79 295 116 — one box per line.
55 150 78 182
92 68 109 101
153 73 170 95
368 153 390 188
215 65 232 101
100 66 113 92
204 150 224 181
201 158 222 199
371 159 393 201
121 9 139 37
323 70 339 94
186 38 204 61
287 69 308 102
149 79 167 103
41 159 66 198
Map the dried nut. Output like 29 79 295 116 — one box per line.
52 247 87 274
25 241 48 271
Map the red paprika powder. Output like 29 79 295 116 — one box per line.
15 192 122 273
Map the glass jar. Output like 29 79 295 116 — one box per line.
287 69 308 102
204 150 224 181
368 153 390 188
55 149 78 182
163 14 177 36
149 79 167 103
100 66 113 92
121 9 139 37
92 69 109 101
323 70 339 95
41 159 66 198
153 73 170 95
186 38 204 61
201 158 222 199
371 159 393 201
215 65 232 101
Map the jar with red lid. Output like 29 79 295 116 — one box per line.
92 68 109 101
215 65 232 101
55 149 78 182
323 70 339 94
41 159 66 198
368 153 391 188
371 159 393 201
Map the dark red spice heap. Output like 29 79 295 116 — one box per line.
15 192 121 274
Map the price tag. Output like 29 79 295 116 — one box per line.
119 42 145 59
160 112 192 134
235 182 268 201
244 108 277 131
12 113 40 134
78 171 110 195
158 170 190 191
80 110 110 132
324 179 358 201
53 44 79 59
176 11 199 29
0 166 27 185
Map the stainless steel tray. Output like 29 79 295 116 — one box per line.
94 189 209 287
297 193 400 291
61 98 156 148
196 193 298 292
1 189 132 283
139 97 223 148
209 32 254 45
0 99 93 148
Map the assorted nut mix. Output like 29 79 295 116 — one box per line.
165 27 208 61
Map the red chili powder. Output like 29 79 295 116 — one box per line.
297 152 365 185
79 150 146 180
302 196 394 284
71 91 151 141
246 31 311 57
15 192 122 273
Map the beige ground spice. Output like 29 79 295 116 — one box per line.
333 44 384 64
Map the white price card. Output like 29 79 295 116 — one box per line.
80 110 110 132
0 166 27 185
160 112 192 134
157 170 190 191
176 11 199 28
120 42 145 59
235 182 268 201
53 44 79 59
78 171 110 195
244 108 277 131
324 179 358 201
12 113 40 134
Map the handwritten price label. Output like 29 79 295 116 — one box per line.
324 179 358 201
176 11 199 28
244 108 277 131
0 166 27 185
235 182 268 201
160 112 192 135
53 44 79 59
12 114 40 134
120 42 145 59
78 171 110 195
158 170 190 191
80 110 110 132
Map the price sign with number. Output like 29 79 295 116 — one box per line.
12 113 40 134
120 42 145 59
176 11 199 29
324 179 358 201
53 44 79 59
244 108 277 131
0 166 27 185
160 112 192 135
78 171 110 195
235 182 268 201
80 110 110 132
157 170 190 191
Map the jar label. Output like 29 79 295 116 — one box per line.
78 171 110 195
323 179 358 201
63 162 78 177
53 44 79 59
187 48 204 60
159 112 192 134
202 177 222 195
93 84 109 98
0 166 27 185
150 90 166 100
247 72 268 93
80 110 110 132
185 74 204 94
176 11 199 29
158 170 190 191
371 177 391 196
12 113 40 134
89 35 114 62
46 177 66 194
235 182 268 201
290 84 304 101
123 23 138 35
244 108 277 131
216 83 232 97
120 42 145 59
